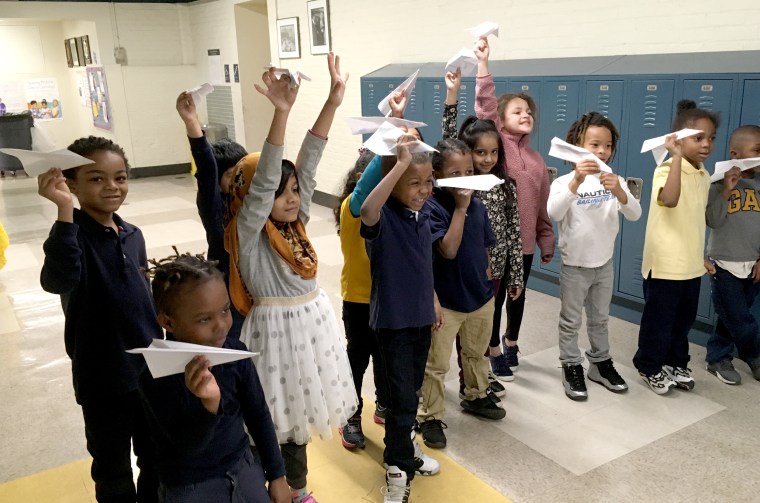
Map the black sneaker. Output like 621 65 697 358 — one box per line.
417 418 448 449
373 402 388 425
488 376 507 397
339 414 365 449
562 364 588 401
502 341 520 371
587 359 628 392
460 396 506 420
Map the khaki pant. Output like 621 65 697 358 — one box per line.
417 298 494 421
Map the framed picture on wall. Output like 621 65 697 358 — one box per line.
64 39 74 68
69 38 80 67
307 0 330 55
79 35 92 65
276 17 300 59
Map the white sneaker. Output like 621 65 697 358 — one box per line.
383 466 410 503
639 370 676 395
413 440 440 475
663 365 695 390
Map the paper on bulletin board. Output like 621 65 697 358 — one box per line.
87 67 112 130
208 49 224 86
24 78 63 120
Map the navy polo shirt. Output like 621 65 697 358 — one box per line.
360 196 435 331
41 209 162 405
425 189 495 313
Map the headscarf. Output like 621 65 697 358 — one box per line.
223 153 318 315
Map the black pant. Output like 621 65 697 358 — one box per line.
504 254 534 343
342 301 387 415
633 275 701 375
81 390 158 503
375 326 432 479
281 442 308 490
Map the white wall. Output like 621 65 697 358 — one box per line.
264 0 760 195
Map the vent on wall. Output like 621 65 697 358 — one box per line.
206 86 236 141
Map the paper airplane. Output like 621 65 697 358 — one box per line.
264 65 311 88
711 157 760 182
641 128 702 165
378 70 419 116
189 83 214 105
344 116 426 135
436 174 504 191
363 121 437 156
548 137 613 175
127 339 257 379
446 48 478 76
0 148 94 177
466 21 499 40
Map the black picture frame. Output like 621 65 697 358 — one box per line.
69 38 80 67
64 39 74 68
276 17 300 59
307 0 330 55
79 35 92 65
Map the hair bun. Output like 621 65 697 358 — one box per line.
677 99 697 113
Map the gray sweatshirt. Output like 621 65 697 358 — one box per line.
706 175 760 262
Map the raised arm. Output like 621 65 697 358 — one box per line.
474 38 500 125
349 154 382 217
310 52 348 138
360 139 414 227
442 69 461 140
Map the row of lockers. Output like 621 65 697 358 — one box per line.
360 52 760 336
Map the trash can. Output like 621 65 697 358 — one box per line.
201 123 228 144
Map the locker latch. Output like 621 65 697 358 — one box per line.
626 177 644 201
547 167 558 183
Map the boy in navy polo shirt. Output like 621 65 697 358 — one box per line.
417 138 505 450
39 136 161 503
360 138 441 503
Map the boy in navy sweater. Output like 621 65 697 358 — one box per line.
39 136 161 502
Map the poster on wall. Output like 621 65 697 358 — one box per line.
25 78 63 120
87 66 112 130
0 81 26 114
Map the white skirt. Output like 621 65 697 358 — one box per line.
241 288 358 445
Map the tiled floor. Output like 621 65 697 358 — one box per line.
2 173 759 502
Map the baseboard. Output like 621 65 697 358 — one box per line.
130 163 191 179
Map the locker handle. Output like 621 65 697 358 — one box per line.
626 177 644 202
547 167 558 183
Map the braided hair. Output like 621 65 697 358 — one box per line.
149 247 224 315
565 112 620 163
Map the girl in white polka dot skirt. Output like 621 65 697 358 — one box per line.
224 54 357 503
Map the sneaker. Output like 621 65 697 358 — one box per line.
460 384 503 407
502 341 520 371
562 364 588 401
460 396 506 420
587 359 628 393
373 403 388 425
292 490 318 503
663 365 695 390
706 359 741 385
489 353 515 381
413 440 440 475
488 373 507 397
746 357 760 381
339 414 365 449
639 370 676 395
417 418 447 449
383 466 411 503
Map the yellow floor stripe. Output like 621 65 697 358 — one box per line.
0 403 510 502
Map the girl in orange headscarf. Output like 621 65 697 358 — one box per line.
223 53 357 503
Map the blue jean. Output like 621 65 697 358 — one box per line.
706 266 760 364
375 325 431 479
158 449 269 503
633 275 701 376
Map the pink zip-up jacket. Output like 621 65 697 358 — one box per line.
475 73 555 257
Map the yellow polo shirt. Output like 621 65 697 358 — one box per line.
641 158 711 280
339 196 371 303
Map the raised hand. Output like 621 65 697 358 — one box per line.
326 52 349 108
389 90 407 118
255 68 299 112
175 92 197 123
184 355 221 414
664 134 683 158
395 134 417 167
474 37 490 62
445 68 462 93
453 188 473 210
38 168 73 209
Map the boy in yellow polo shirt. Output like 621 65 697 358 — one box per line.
634 99 736 395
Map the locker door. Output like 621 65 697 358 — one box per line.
423 80 445 146
406 81 424 123
739 79 760 125
506 80 541 97
360 79 383 117
537 80 581 276
617 79 675 300
493 78 508 98
457 78 476 127
682 78 734 323
584 80 624 129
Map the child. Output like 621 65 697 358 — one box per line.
704 125 760 384
334 150 388 450
417 138 506 451
176 92 248 339
140 253 289 503
38 136 161 502
224 54 358 503
474 38 555 371
443 68 524 387
633 99 724 394
360 138 441 503
547 112 641 400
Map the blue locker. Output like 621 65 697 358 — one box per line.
457 78 476 126
422 80 445 145
360 79 384 117
682 78 734 323
493 78 508 100
617 79 676 300
584 80 625 128
739 79 760 125
537 80 581 276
